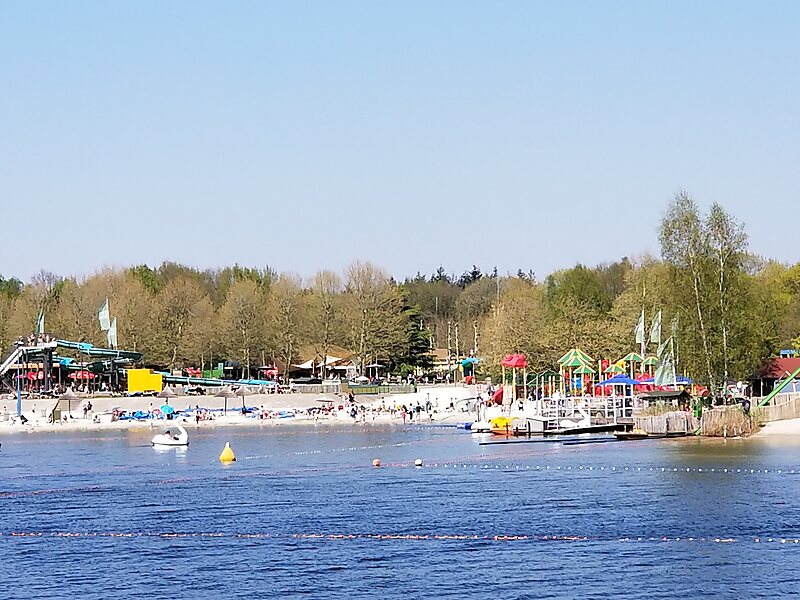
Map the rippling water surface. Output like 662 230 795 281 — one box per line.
2 424 800 599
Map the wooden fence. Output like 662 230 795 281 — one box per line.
760 392 800 422
634 411 699 435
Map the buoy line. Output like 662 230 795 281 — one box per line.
2 531 800 545
2 463 794 499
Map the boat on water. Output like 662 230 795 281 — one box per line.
469 420 492 433
489 416 520 436
151 424 189 447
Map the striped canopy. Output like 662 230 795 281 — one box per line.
558 348 593 366
620 352 644 363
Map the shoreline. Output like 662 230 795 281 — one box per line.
753 417 800 437
0 385 480 436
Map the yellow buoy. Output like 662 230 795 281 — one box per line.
219 442 236 463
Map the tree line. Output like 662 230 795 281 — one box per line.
1 192 798 393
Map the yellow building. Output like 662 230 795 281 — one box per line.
127 369 163 393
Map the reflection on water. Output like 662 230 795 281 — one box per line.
1 426 800 599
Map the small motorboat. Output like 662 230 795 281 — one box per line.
151 424 189 447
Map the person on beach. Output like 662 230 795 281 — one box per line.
195 405 201 425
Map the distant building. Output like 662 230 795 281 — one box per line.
417 348 456 379
289 344 359 380
748 357 800 397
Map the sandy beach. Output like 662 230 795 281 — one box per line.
754 417 800 437
0 385 479 435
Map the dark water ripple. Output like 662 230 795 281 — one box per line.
2 427 800 598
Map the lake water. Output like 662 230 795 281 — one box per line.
2 424 800 599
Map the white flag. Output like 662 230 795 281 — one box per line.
35 310 45 335
634 309 645 345
107 317 117 349
98 298 111 331
649 310 662 345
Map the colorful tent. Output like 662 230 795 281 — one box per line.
620 352 644 363
604 363 625 374
642 356 658 367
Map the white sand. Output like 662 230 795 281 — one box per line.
754 417 800 437
0 385 479 435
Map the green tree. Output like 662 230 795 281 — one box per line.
266 274 306 382
309 270 342 376
342 262 407 373
218 279 266 378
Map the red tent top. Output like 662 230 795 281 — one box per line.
501 353 527 368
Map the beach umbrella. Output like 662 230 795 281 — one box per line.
160 404 175 415
236 386 251 411
157 386 177 403
59 388 79 417
215 386 234 414
597 375 641 386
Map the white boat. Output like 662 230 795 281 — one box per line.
470 420 492 433
151 425 189 447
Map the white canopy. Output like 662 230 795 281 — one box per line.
294 355 344 370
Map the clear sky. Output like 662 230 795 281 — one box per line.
1 1 798 283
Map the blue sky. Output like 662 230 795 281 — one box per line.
1 1 798 282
